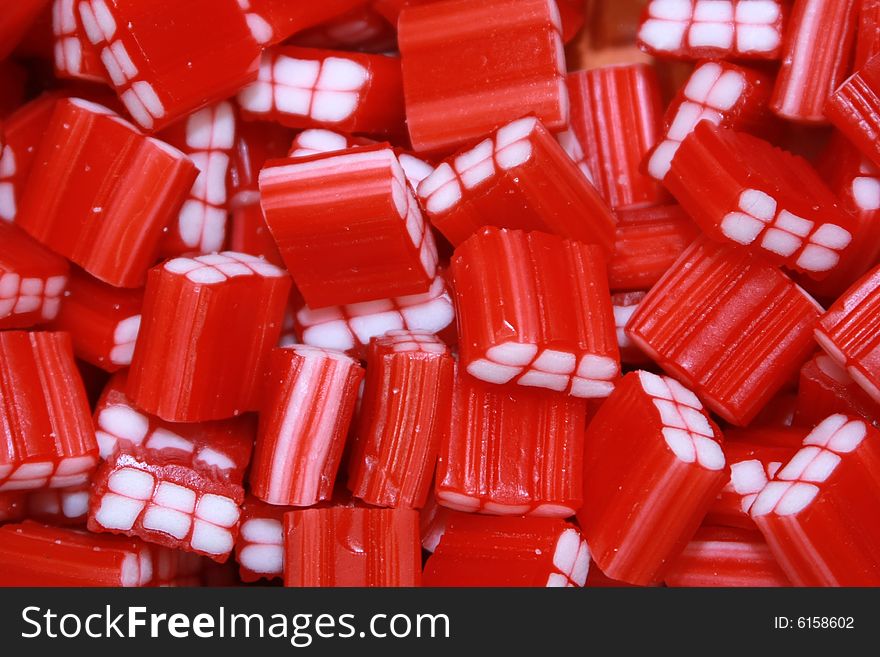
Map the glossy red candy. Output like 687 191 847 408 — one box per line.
260 145 437 308
283 507 421 587
751 414 880 586
626 238 822 426
814 264 880 405
423 516 590 587
577 371 726 585
0 332 97 492
637 0 786 60
127 252 290 422
771 0 859 124
664 526 791 587
290 4 397 54
50 268 142 371
294 274 455 356
0 493 26 524
0 222 69 330
238 46 405 139
856 0 880 69
88 444 245 561
666 122 854 279
417 117 617 252
16 98 197 288
348 331 454 509
561 64 666 210
250 346 364 507
0 521 153 587
608 204 699 292
157 101 237 256
645 59 774 182
452 228 619 398
398 0 568 154
436 371 586 517
76 0 261 131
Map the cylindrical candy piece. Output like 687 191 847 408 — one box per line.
15 98 198 287
260 144 437 308
626 238 822 425
250 345 364 507
417 117 617 253
127 252 290 422
826 52 880 170
348 330 454 508
452 227 619 398
436 371 587 517
235 496 289 582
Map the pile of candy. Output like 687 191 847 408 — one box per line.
1 0 880 588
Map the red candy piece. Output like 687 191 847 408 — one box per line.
751 414 880 586
157 101 237 256
53 0 107 82
283 507 421 587
88 444 244 561
236 0 366 47
417 117 617 252
626 238 822 425
424 516 590 587
238 46 405 139
645 59 774 182
291 4 397 54
76 0 260 131
814 264 880 404
250 346 364 507
16 98 197 288
294 274 455 356
94 372 255 475
0 332 97 492
0 0 51 60
664 526 791 587
560 64 666 210
235 496 288 582
637 0 785 60
826 52 880 170
348 331 454 508
771 0 859 123
608 204 699 292
577 370 727 585
288 128 364 158
452 228 619 398
50 268 142 371
795 353 880 428
612 291 650 365
260 145 437 308
398 0 568 154
127 252 290 422
707 427 804 530
0 521 153 587
0 222 69 330
666 122 854 279
436 371 586 516
0 93 61 223
26 485 90 526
